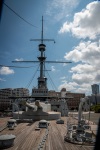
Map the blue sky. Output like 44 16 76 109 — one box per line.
0 0 100 95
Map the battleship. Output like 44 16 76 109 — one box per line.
0 17 98 150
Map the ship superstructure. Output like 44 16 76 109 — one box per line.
31 16 52 100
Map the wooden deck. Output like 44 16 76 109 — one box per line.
0 117 96 150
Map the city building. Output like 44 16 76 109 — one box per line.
12 88 29 97
0 88 29 111
12 88 29 111
66 92 85 110
91 84 99 95
48 89 85 115
0 88 13 111
0 86 86 114
89 94 100 105
91 84 99 105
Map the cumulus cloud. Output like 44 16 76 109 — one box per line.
46 0 79 21
70 64 95 74
58 81 77 91
58 80 92 94
59 1 100 39
58 40 100 94
67 41 100 84
0 67 14 75
72 73 94 85
58 1 100 95
64 41 100 65
95 73 100 82
15 58 23 61
75 83 91 93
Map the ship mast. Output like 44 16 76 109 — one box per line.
38 16 47 89
41 16 43 44
12 16 72 97
31 16 55 89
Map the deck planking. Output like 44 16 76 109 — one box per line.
0 117 96 150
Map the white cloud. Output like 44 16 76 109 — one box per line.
70 64 100 85
58 1 100 95
58 80 92 95
75 87 89 94
64 41 100 65
58 81 77 91
58 40 100 94
0 78 6 81
72 73 94 85
46 0 79 21
0 67 14 75
75 83 91 94
95 73 100 82
59 1 100 39
51 66 56 72
70 64 96 74
61 80 67 83
15 58 23 61
60 76 66 80
66 41 100 85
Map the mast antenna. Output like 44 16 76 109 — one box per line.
41 16 43 44
30 16 55 43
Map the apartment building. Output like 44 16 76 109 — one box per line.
0 88 29 111
0 88 13 111
12 88 29 97
48 88 85 115
66 92 85 110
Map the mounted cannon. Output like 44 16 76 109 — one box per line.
13 100 61 121
64 97 95 145
25 100 43 111
35 100 43 110
25 102 35 110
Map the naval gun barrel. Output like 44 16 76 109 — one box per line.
26 102 35 110
35 100 43 110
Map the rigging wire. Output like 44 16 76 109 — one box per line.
0 64 36 68
3 2 38 28
26 64 40 88
46 67 58 91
